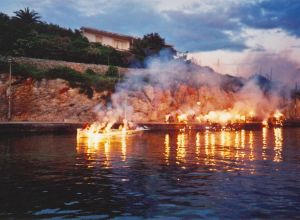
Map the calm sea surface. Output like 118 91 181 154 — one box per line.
0 128 300 219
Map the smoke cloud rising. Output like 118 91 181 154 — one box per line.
240 51 300 86
94 54 298 124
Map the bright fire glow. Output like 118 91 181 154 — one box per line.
165 108 285 128
77 119 147 146
177 114 188 123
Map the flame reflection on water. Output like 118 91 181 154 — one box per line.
262 127 268 160
121 134 127 162
176 133 186 163
104 139 111 168
274 127 283 162
76 127 284 173
164 134 170 164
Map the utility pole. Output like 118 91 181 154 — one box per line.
7 57 12 121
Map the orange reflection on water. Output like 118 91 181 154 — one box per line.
225 131 232 148
76 134 129 168
76 128 285 172
121 134 127 162
262 127 268 160
164 134 170 164
224 132 232 159
204 131 209 157
240 130 246 160
241 130 246 149
234 131 240 160
220 131 226 158
274 127 283 162
176 133 186 163
77 136 100 155
104 139 111 168
248 131 254 161
210 133 216 155
209 133 217 168
195 132 201 163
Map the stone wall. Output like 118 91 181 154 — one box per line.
13 57 130 74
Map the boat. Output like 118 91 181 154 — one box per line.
77 126 149 139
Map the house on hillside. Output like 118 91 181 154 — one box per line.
81 27 136 51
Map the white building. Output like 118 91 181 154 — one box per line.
81 27 136 51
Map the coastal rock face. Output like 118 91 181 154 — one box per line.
0 76 104 122
0 74 298 123
110 84 236 122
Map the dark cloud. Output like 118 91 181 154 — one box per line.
251 44 266 52
161 10 248 51
233 0 300 37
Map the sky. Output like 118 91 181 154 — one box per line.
1 0 300 77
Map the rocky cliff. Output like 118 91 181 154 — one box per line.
0 75 105 122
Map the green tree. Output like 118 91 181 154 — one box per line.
13 7 41 24
0 13 13 54
130 33 176 66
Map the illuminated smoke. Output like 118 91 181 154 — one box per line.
94 53 297 124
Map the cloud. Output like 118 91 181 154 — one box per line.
251 44 266 52
232 0 300 37
161 9 248 51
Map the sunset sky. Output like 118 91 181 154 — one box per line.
1 0 300 77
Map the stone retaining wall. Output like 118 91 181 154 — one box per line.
13 57 130 74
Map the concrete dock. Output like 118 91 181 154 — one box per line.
0 122 84 134
0 120 299 134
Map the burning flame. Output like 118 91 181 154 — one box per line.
177 114 188 123
165 108 285 128
77 119 148 146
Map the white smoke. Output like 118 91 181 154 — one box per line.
241 51 300 87
94 53 297 123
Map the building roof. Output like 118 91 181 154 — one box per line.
81 27 137 41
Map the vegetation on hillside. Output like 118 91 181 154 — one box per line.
0 59 120 99
130 33 176 67
0 9 126 67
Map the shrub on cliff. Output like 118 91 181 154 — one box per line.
0 60 45 80
46 67 87 85
106 65 119 78
46 67 106 97
0 61 119 98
